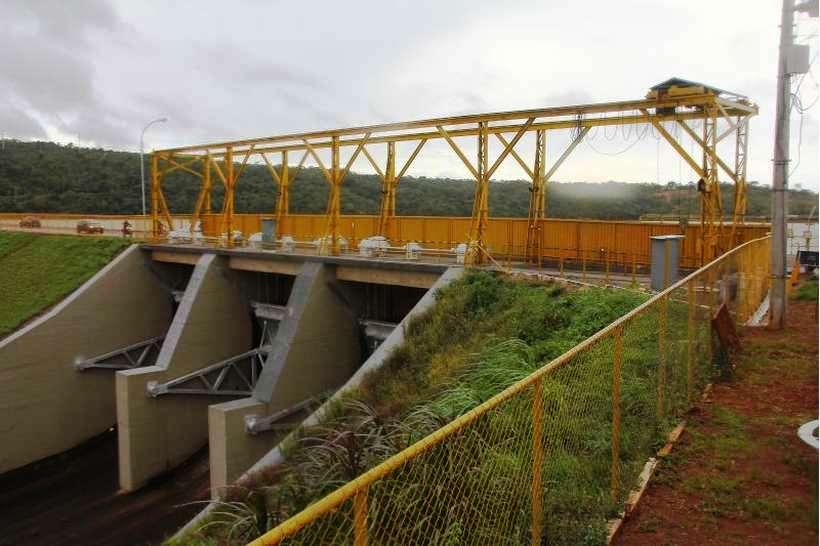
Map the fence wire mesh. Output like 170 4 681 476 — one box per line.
248 236 770 546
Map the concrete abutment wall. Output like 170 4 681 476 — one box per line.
0 245 173 474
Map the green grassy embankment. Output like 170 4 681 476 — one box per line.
172 271 665 546
0 231 130 337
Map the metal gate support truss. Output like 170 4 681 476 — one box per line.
145 303 282 397
74 335 165 371
146 345 270 397
150 80 757 265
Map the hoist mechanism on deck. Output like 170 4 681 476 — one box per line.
150 78 756 265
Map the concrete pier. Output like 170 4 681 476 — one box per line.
208 262 363 495
116 253 252 491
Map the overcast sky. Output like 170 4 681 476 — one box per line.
2 0 818 190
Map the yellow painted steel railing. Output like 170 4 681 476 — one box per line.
0 212 769 272
246 236 770 546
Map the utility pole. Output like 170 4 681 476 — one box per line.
770 0 818 329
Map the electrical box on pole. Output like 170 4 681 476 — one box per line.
787 44 811 74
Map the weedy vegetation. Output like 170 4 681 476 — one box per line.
172 270 713 546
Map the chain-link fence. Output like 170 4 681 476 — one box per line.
246 236 770 546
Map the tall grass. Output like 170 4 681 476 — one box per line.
172 271 651 545
0 232 130 337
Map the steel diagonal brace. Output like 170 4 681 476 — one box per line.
146 345 272 397
639 109 704 178
263 150 309 184
159 154 204 178
397 139 427 179
676 120 740 184
261 152 282 184
437 126 479 180
340 132 373 180
545 126 590 180
303 139 333 183
495 133 535 179
486 118 534 178
74 336 165 371
234 145 256 181
210 158 228 188
361 146 386 180
362 139 427 183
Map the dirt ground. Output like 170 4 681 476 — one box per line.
616 298 819 546
0 428 210 546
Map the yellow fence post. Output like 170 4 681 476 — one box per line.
353 487 368 546
687 281 695 406
657 295 667 419
611 326 623 504
531 377 544 546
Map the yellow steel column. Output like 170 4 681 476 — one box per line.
530 376 544 546
276 150 290 238
730 117 748 247
611 326 623 504
224 146 235 245
468 121 489 264
377 142 397 239
700 109 722 262
189 155 211 236
329 135 341 255
203 155 212 215
687 281 695 406
526 130 546 263
150 153 160 237
657 294 668 419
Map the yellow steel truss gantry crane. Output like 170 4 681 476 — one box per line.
150 79 757 265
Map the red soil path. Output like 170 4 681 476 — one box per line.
616 299 819 546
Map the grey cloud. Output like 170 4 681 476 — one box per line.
0 0 131 146
0 39 96 115
0 103 47 139
541 90 595 107
196 44 328 91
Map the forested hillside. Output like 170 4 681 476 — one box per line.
0 140 816 219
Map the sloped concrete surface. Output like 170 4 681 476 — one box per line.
0 246 173 474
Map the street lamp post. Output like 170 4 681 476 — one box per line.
140 117 168 216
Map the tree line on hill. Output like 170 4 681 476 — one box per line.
0 140 816 219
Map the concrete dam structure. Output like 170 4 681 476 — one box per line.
0 242 450 503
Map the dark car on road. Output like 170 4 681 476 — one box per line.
76 220 105 234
